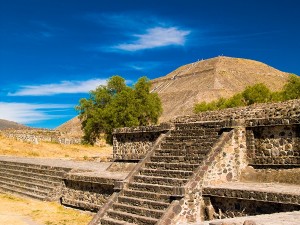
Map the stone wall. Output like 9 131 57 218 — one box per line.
207 197 300 219
246 125 300 166
173 99 300 124
113 123 173 160
203 127 247 185
1 129 82 145
62 177 115 212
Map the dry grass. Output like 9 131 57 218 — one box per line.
0 193 93 225
0 134 112 161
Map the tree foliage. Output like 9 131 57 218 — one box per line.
194 74 300 113
76 76 162 144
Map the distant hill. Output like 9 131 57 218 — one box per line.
0 119 28 130
57 56 291 134
56 116 83 137
151 56 290 122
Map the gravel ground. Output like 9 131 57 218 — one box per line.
179 211 300 225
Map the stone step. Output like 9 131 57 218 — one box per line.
0 167 63 182
0 171 62 187
0 175 56 192
174 122 223 130
164 135 218 143
128 182 179 195
0 164 66 177
62 197 101 212
0 160 70 172
123 189 171 203
0 180 50 198
154 148 209 156
160 141 215 150
118 195 169 210
134 174 188 186
140 168 193 179
113 202 164 219
101 216 136 225
107 209 158 225
0 184 47 201
150 155 205 164
145 162 200 171
170 130 219 137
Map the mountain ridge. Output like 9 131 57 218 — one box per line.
0 119 28 130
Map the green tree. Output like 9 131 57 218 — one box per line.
76 75 162 144
224 93 245 108
282 74 300 100
242 83 272 105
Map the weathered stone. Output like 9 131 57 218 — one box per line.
243 220 256 225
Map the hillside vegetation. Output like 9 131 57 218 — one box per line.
194 74 300 113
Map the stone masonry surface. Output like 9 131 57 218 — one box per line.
246 125 300 165
0 156 129 211
203 182 300 205
173 99 300 124
113 123 173 160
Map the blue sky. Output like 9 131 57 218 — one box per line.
0 0 299 128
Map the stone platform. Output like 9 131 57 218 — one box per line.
203 182 300 205
0 155 131 212
0 155 129 179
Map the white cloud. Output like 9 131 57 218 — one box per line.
8 79 107 96
114 27 190 51
0 102 72 124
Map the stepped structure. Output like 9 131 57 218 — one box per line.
0 159 71 200
151 56 290 122
90 99 300 225
98 122 223 224
0 99 299 224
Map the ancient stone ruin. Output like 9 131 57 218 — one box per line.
0 99 299 225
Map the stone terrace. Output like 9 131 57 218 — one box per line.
203 182 300 205
0 156 129 211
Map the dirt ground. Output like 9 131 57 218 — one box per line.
0 134 112 161
0 193 93 225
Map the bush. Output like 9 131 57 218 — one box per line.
242 83 272 105
194 74 299 113
282 74 300 100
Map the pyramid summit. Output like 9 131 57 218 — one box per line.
151 56 290 122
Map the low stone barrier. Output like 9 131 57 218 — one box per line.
1 129 82 145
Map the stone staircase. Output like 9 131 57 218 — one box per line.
0 160 71 201
98 122 223 225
